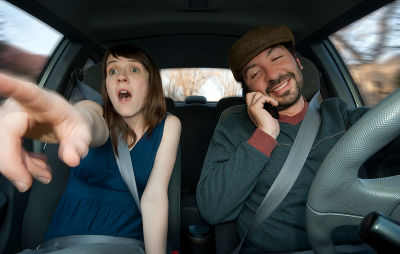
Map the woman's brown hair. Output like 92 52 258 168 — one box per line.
101 44 166 153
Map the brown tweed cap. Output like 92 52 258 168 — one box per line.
229 25 295 81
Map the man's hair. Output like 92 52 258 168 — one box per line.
101 44 166 153
283 42 297 59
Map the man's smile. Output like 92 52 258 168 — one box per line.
273 79 289 92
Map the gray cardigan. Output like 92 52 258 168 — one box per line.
197 97 370 252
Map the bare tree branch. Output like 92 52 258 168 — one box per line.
332 33 365 63
370 5 395 60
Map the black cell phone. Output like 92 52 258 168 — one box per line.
263 103 279 119
0 96 7 106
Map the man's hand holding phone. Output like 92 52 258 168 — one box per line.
246 92 280 139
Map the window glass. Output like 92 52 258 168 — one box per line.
0 0 62 82
330 0 400 106
161 68 242 102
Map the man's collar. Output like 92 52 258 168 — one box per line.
278 97 308 125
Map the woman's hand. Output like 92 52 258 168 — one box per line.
0 73 94 192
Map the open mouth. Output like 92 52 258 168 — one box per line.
118 89 132 102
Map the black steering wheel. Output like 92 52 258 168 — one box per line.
306 89 400 254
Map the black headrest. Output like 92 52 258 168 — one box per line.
165 97 176 113
216 96 244 119
184 95 207 104
299 57 320 101
83 63 103 94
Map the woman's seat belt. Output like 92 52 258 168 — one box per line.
114 133 142 213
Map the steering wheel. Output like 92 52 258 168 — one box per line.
306 89 400 254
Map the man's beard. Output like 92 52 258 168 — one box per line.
265 66 303 111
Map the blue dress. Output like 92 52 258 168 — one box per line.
45 116 166 241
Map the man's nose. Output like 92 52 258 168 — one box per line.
263 64 280 83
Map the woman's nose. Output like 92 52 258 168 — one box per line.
117 71 127 83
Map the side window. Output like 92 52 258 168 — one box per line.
161 68 242 102
0 0 62 82
330 0 400 106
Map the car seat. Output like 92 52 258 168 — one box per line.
174 95 217 250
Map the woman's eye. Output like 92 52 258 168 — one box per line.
131 67 139 73
109 69 118 75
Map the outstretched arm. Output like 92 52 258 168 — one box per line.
0 73 108 192
141 114 181 254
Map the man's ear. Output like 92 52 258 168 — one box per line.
241 80 250 98
296 57 303 70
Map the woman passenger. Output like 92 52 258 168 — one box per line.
0 44 181 254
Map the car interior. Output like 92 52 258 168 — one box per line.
0 0 399 253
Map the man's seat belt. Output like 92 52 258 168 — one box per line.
232 91 321 254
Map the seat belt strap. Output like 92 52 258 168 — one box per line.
38 234 144 249
113 133 141 213
68 69 141 211
232 91 321 254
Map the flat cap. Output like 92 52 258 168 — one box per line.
229 25 295 81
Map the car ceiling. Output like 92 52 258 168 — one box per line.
7 0 394 68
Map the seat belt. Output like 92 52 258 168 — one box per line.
39 234 145 249
67 71 140 211
232 91 321 254
70 71 140 211
113 133 141 213
36 135 146 251
70 71 141 211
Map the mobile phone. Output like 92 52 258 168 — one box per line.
263 103 279 119
0 96 7 106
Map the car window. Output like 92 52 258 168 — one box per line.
330 0 400 107
161 68 242 102
0 0 62 82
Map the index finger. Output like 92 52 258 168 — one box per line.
0 72 47 106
